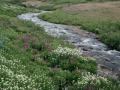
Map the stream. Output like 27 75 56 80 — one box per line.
18 11 120 79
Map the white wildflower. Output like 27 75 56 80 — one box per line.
53 46 82 57
77 72 111 87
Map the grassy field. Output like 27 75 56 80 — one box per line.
0 0 120 90
41 1 120 50
49 0 120 4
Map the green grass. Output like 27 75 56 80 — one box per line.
0 0 120 89
49 0 119 4
49 0 89 4
40 10 120 50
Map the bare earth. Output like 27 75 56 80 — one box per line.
63 1 120 12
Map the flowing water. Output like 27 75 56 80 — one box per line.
18 11 120 79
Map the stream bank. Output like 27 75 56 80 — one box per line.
18 11 120 79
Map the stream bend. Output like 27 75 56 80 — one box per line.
18 11 120 79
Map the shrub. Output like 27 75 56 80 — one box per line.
43 46 97 73
73 72 120 90
31 42 45 51
100 31 120 50
49 70 78 89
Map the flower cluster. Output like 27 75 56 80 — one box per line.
0 53 56 90
77 72 111 87
53 46 82 57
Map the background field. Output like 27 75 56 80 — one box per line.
41 1 120 50
0 0 120 90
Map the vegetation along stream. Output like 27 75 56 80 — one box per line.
18 11 120 79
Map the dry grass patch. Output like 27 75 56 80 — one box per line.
62 1 120 26
63 1 120 12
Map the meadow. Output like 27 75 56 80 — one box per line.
49 0 120 4
41 1 120 50
0 0 120 89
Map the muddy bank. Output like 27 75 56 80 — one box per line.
18 11 120 79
